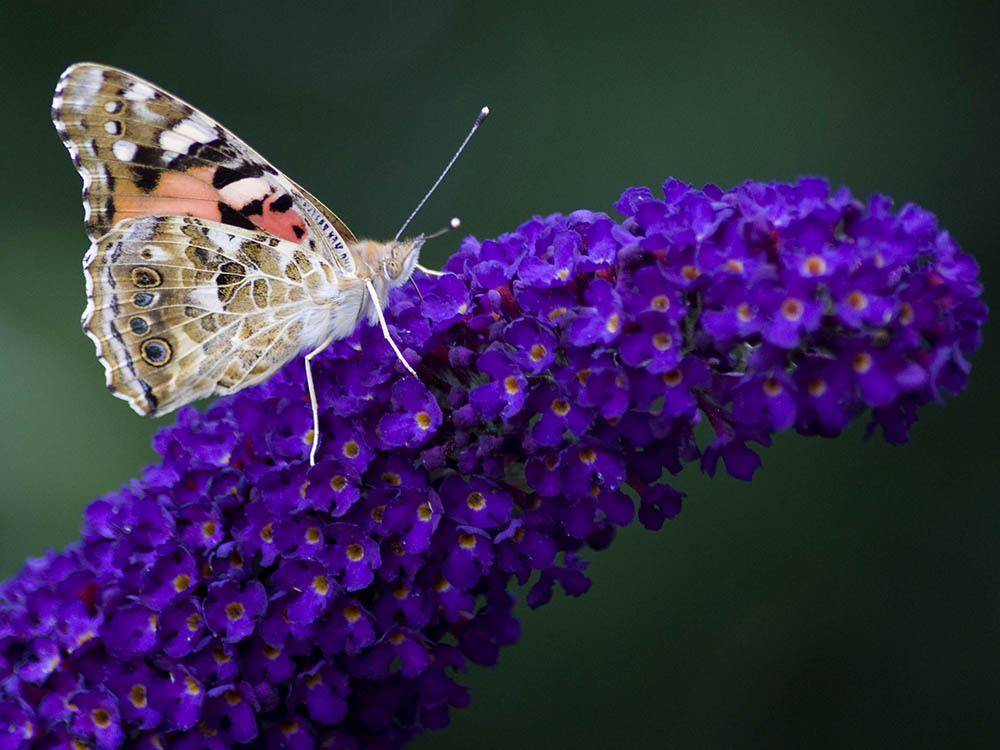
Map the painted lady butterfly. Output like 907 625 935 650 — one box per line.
51 63 478 463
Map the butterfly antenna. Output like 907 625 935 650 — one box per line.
394 106 490 242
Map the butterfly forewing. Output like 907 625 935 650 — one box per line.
83 215 360 416
51 62 357 272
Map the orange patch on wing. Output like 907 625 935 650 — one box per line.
115 167 224 224
156 168 220 200
112 164 307 242
255 195 307 243
115 196 223 223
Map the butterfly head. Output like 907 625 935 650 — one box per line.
378 236 425 288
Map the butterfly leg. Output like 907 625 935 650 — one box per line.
305 332 337 466
415 264 446 277
365 279 418 378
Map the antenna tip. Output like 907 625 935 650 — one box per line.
480 106 491 117
423 217 462 240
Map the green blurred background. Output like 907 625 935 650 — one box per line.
2 1 998 746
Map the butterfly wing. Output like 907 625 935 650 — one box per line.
52 62 357 273
83 215 361 416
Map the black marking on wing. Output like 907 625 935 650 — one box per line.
107 320 136 394
241 199 264 217
139 379 159 414
103 164 116 193
131 165 160 193
216 261 246 288
212 165 246 189
211 162 266 189
270 194 293 212
218 202 257 230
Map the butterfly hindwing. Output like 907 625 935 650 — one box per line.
52 62 357 273
83 215 359 416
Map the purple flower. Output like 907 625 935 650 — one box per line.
0 177 985 748
149 665 203 732
155 595 204 658
325 524 381 592
376 379 442 448
273 560 337 623
517 229 579 287
203 682 259 743
504 318 557 373
204 580 267 643
568 278 624 346
289 663 349 725
528 383 591 445
419 272 471 323
756 275 825 349
469 348 528 420
68 689 125 749
439 476 514 530
619 310 683 372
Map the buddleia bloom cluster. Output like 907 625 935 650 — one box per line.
0 178 986 748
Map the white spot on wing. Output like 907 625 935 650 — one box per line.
83 241 98 269
174 117 216 144
81 166 93 223
141 244 169 262
189 286 227 312
104 100 122 113
104 120 120 135
124 81 156 102
206 227 250 254
159 128 192 154
112 140 138 162
121 218 157 242
133 99 166 123
218 177 271 207
54 72 70 97
70 67 105 112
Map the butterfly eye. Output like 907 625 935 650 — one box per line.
385 258 403 279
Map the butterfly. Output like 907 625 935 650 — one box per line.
51 63 472 464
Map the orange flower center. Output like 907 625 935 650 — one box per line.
852 352 873 373
781 298 804 321
803 255 826 275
